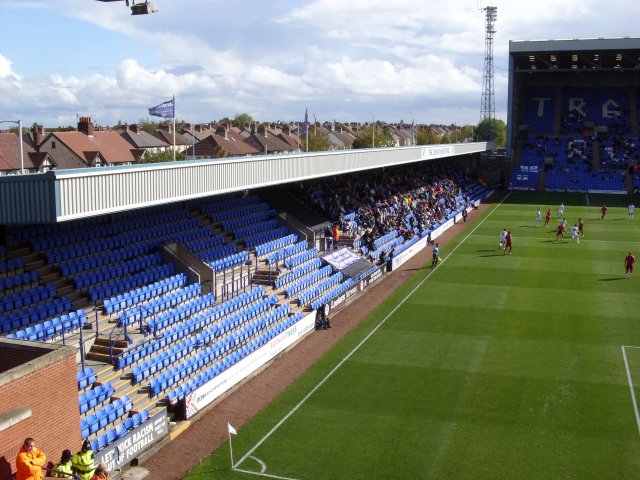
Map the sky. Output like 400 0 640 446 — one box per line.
1 0 640 129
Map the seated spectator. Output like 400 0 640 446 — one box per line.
91 463 109 480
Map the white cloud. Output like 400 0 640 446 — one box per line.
0 54 17 79
3 0 640 126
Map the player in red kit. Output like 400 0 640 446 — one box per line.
544 209 551 227
503 231 512 255
625 252 635 278
601 205 607 220
556 222 565 240
578 217 584 237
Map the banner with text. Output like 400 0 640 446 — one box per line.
185 311 316 418
95 410 168 472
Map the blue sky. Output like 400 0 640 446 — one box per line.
1 0 640 128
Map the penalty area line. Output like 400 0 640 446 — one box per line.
621 345 640 437
233 192 512 473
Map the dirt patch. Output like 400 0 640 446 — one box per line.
141 199 496 480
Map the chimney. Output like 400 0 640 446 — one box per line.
257 125 268 137
78 117 94 136
283 125 291 135
216 126 228 140
32 125 44 148
131 124 139 134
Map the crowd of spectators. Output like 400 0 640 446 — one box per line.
293 163 471 257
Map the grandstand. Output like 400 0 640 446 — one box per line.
0 144 492 478
507 38 640 193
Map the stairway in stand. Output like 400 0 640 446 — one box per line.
86 336 129 364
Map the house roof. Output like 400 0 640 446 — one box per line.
28 151 56 170
152 129 190 146
120 129 170 149
46 131 142 165
245 129 294 153
187 133 260 157
0 132 35 171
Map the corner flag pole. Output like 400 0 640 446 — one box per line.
227 422 237 469
228 428 234 469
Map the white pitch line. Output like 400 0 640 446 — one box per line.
249 456 267 474
232 467 299 480
233 192 512 473
621 346 640 437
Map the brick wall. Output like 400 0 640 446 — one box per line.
0 342 80 478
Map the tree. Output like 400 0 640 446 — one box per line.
416 127 439 145
213 146 230 158
352 125 395 149
302 128 332 152
232 113 254 128
139 149 186 164
440 133 452 144
138 117 161 133
476 118 506 148
461 125 475 142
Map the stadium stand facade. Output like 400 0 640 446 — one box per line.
507 38 640 194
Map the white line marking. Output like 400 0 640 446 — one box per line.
232 467 299 480
249 456 267 474
621 345 640 436
233 192 512 471
585 194 590 205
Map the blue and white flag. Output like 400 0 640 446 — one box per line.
148 98 175 118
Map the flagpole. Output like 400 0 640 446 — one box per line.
172 95 176 162
228 428 234 469
372 113 375 148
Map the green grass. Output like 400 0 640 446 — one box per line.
185 192 640 479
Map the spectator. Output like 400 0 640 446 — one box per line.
323 225 333 251
52 450 74 478
90 463 109 480
72 440 95 480
16 438 46 480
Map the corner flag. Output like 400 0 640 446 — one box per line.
228 423 237 435
148 98 175 118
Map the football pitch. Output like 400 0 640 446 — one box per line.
184 192 640 480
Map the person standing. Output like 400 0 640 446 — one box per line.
625 251 635 278
535 208 542 227
571 224 580 244
578 217 585 237
332 223 340 248
15 438 46 480
431 242 440 268
629 203 635 219
544 208 552 227
503 231 513 255
52 450 74 478
72 440 95 480
601 204 607 220
499 228 507 250
557 202 565 217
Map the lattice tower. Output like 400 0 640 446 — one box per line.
480 6 497 122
